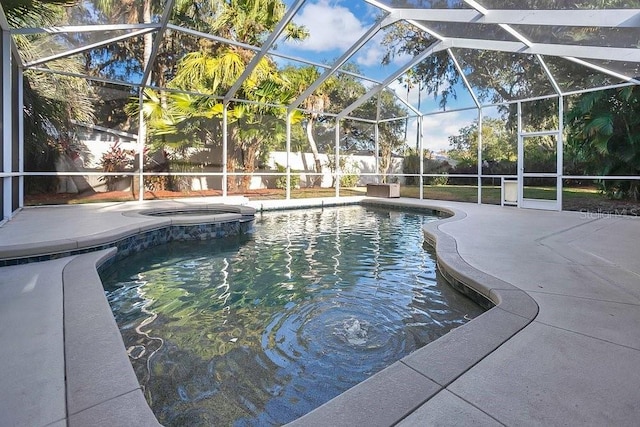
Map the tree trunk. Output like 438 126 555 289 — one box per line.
225 128 241 192
631 180 639 202
240 144 258 192
306 117 323 187
380 144 391 184
226 150 239 192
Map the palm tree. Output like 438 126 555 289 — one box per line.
169 51 292 190
282 66 333 187
566 86 640 201
133 0 308 192
89 0 165 157
6 0 97 193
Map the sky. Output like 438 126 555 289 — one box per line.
277 0 480 152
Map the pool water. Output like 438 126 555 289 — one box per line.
101 206 485 426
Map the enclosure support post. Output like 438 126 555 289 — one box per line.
17 66 23 208
2 30 11 220
516 102 523 207
557 96 564 210
285 112 291 200
375 95 381 184
374 122 380 183
222 104 228 198
418 115 424 200
136 89 144 202
335 121 340 198
477 107 483 204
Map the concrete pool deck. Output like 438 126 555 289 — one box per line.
1 197 639 426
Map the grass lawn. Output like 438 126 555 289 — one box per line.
24 184 637 215
24 187 368 205
400 185 600 204
399 185 637 215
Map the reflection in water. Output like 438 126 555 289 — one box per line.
102 206 485 426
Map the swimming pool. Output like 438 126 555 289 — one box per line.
101 205 485 426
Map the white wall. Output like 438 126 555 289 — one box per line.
71 130 406 192
267 151 404 188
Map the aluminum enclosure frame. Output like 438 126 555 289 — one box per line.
1 0 639 220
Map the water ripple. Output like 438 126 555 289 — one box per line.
101 206 485 426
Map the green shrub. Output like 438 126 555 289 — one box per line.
325 156 360 188
99 142 133 191
429 174 449 186
403 151 420 185
340 173 359 187
275 163 300 189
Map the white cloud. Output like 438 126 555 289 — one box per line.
372 105 475 153
422 111 476 152
356 44 383 67
287 0 368 52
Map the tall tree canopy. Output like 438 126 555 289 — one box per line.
566 86 640 200
8 0 96 193
134 0 309 191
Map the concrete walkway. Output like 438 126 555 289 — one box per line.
1 197 639 426
403 202 640 426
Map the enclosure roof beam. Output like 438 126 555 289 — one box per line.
0 5 22 68
168 24 261 53
168 28 383 85
12 23 161 35
337 41 444 120
140 0 175 88
24 28 156 68
414 3 639 85
288 13 388 112
447 49 481 108
405 20 445 41
169 22 387 89
271 49 382 85
564 57 640 85
536 55 563 96
392 89 421 117
0 4 8 32
469 0 567 102
364 0 393 13
370 20 443 117
28 66 139 88
444 37 640 84
224 0 306 104
444 38 640 65
385 9 640 28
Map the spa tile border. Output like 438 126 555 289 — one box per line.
289 198 539 426
0 207 255 266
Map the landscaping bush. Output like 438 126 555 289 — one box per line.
275 163 300 189
99 142 133 191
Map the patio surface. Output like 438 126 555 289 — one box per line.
1 197 639 426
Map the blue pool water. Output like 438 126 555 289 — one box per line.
101 206 485 426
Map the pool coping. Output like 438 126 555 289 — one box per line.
63 249 161 426
2 197 538 426
288 198 538 426
0 203 257 265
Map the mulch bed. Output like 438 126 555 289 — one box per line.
24 189 639 216
24 189 281 205
563 199 639 216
